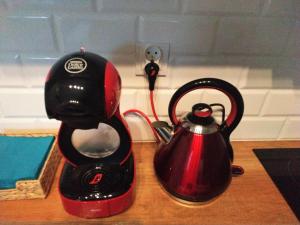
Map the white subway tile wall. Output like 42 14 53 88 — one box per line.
279 118 300 139
183 0 261 15
262 0 300 17
58 15 137 54
102 0 180 13
0 0 299 141
215 17 295 55
0 54 24 87
0 88 46 117
0 16 58 53
139 16 218 55
285 20 300 57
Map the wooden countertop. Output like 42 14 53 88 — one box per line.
1 141 300 225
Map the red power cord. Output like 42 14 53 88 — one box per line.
150 91 159 121
123 61 160 142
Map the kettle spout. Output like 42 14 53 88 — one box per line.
152 121 173 143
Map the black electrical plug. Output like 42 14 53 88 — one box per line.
144 60 159 91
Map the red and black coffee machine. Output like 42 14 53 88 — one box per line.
44 51 134 218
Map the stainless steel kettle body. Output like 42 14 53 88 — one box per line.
153 78 244 203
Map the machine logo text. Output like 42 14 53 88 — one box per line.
64 58 87 74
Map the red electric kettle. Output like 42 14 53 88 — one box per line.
153 78 244 203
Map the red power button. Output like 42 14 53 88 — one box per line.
89 173 103 185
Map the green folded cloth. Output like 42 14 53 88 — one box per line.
0 136 55 189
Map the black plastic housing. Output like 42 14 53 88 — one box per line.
45 52 107 129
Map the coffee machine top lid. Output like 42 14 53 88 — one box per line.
45 51 121 129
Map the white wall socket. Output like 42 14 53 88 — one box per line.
145 46 162 61
135 42 170 76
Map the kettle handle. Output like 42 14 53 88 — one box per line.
168 78 244 137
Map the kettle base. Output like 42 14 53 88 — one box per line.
158 180 227 206
155 173 231 205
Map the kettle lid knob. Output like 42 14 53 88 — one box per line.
187 103 215 125
192 103 212 118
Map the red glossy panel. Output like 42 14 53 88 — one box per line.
60 175 135 218
104 62 121 119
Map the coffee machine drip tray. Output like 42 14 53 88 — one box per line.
59 154 134 218
60 154 134 201
254 148 300 220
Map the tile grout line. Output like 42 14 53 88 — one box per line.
257 89 270 117
276 117 289 140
